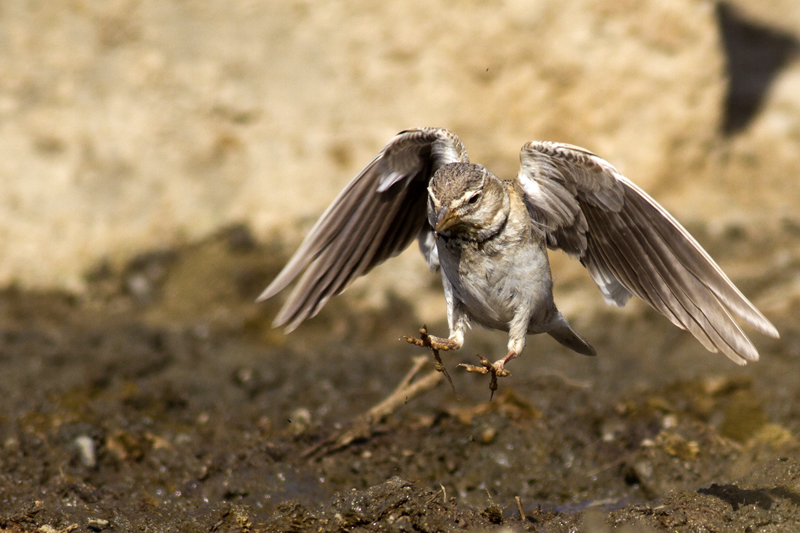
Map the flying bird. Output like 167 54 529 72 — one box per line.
259 128 778 393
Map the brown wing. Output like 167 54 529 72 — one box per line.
517 141 778 364
258 128 468 331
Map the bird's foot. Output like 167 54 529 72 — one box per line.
459 355 510 398
403 325 456 391
403 325 460 352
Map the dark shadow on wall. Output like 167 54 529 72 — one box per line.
716 3 799 135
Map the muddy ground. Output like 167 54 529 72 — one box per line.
0 223 799 532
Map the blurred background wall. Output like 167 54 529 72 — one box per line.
0 0 797 319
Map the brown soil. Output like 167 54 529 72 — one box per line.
1 224 799 532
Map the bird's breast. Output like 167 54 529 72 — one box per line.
437 231 554 332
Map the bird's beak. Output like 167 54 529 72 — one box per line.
434 206 459 234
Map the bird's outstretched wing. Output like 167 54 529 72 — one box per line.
259 128 468 331
516 141 778 364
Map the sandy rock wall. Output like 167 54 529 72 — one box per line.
0 0 794 316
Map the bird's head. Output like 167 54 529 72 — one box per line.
427 163 509 240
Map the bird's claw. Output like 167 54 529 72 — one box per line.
458 354 510 398
403 325 460 352
403 325 455 392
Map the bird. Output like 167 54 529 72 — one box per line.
258 127 779 393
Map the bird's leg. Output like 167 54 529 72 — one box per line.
459 350 516 398
403 293 467 389
461 319 526 397
403 325 459 390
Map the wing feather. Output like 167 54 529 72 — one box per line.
260 128 468 331
517 141 777 364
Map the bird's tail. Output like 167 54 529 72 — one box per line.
547 322 596 356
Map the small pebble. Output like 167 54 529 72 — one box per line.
479 427 497 444
74 435 96 468
289 407 311 435
87 518 110 531
125 273 152 302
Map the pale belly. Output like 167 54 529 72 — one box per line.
438 238 555 333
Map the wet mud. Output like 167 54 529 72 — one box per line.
1 224 799 532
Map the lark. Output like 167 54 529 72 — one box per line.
259 128 778 393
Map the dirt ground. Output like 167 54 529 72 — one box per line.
0 222 797 532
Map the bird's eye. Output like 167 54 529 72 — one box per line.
468 193 481 205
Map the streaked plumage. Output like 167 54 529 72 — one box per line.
259 128 778 389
